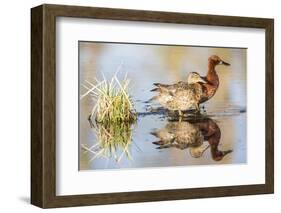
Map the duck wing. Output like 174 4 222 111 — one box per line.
151 81 185 94
164 83 203 111
153 83 170 88
150 83 167 92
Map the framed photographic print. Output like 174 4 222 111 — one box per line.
31 4 274 208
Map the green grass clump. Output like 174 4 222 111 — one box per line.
83 73 137 124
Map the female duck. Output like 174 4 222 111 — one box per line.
151 72 206 116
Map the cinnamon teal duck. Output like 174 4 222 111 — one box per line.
197 55 230 104
151 72 207 116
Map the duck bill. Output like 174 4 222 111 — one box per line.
222 150 233 156
220 60 231 66
199 78 207 83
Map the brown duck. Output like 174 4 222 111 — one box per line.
197 55 230 104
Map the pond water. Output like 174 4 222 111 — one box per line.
79 42 247 170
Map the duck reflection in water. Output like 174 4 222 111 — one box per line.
151 118 232 161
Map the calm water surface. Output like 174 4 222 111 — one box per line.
79 42 247 170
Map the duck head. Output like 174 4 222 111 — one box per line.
212 149 233 161
187 72 207 84
208 55 230 66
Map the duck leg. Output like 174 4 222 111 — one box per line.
178 110 183 122
178 110 183 117
195 104 201 113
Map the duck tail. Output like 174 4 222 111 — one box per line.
153 83 170 87
150 132 159 137
151 83 170 92
152 141 161 145
153 83 161 86
150 87 160 92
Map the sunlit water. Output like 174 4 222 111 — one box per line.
79 42 247 170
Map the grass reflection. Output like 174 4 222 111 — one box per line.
82 120 135 163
